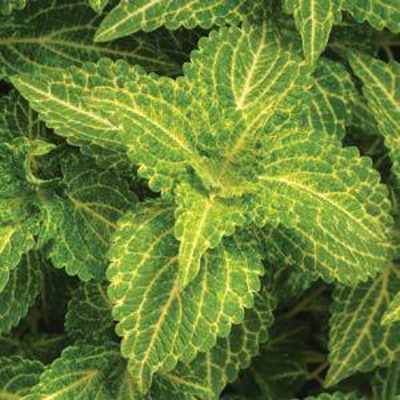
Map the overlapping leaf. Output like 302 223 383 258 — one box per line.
306 393 366 400
326 264 400 387
0 0 179 76
0 356 43 397
65 281 114 341
47 154 136 281
342 0 400 33
89 0 110 13
27 343 136 399
253 130 392 285
383 291 400 325
349 53 400 181
160 288 275 399
284 0 343 65
0 251 42 335
107 201 263 393
0 0 27 15
95 0 264 42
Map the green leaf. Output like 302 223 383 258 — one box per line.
306 393 366 400
349 53 400 181
161 287 276 399
302 58 355 139
65 281 114 341
107 201 263 393
284 0 343 65
174 180 246 288
350 92 381 137
94 0 263 42
253 130 392 285
47 154 136 281
382 291 400 325
372 362 400 400
27 343 136 399
326 264 400 387
89 0 109 13
0 356 44 397
0 0 179 76
0 0 27 15
342 0 400 33
0 251 42 335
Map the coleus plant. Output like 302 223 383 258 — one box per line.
0 0 399 399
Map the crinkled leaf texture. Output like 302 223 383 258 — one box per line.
326 264 400 386
372 362 400 400
0 0 180 77
94 0 264 41
107 200 263 393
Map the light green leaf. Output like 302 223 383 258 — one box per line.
254 130 392 285
0 356 43 397
383 291 400 325
302 58 355 139
174 180 246 288
47 154 136 281
372 362 400 400
65 281 114 341
0 251 42 335
27 343 136 400
0 0 179 76
349 53 400 181
89 0 109 13
94 0 263 42
326 264 400 387
342 0 400 33
107 201 263 393
306 393 366 400
284 0 342 65
162 287 276 399
0 0 27 15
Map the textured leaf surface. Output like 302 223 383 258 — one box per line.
107 201 263 393
326 264 400 386
0 252 42 335
302 58 355 139
48 154 136 281
174 180 246 287
284 0 342 65
349 53 400 181
95 0 263 42
0 0 179 76
65 281 114 341
254 130 392 285
27 344 136 399
0 356 43 397
342 0 400 33
372 362 400 400
163 288 276 399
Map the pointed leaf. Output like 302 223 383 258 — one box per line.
254 130 392 285
89 0 109 13
326 264 400 387
0 0 179 76
95 0 263 42
174 180 246 288
107 201 263 393
284 0 342 65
